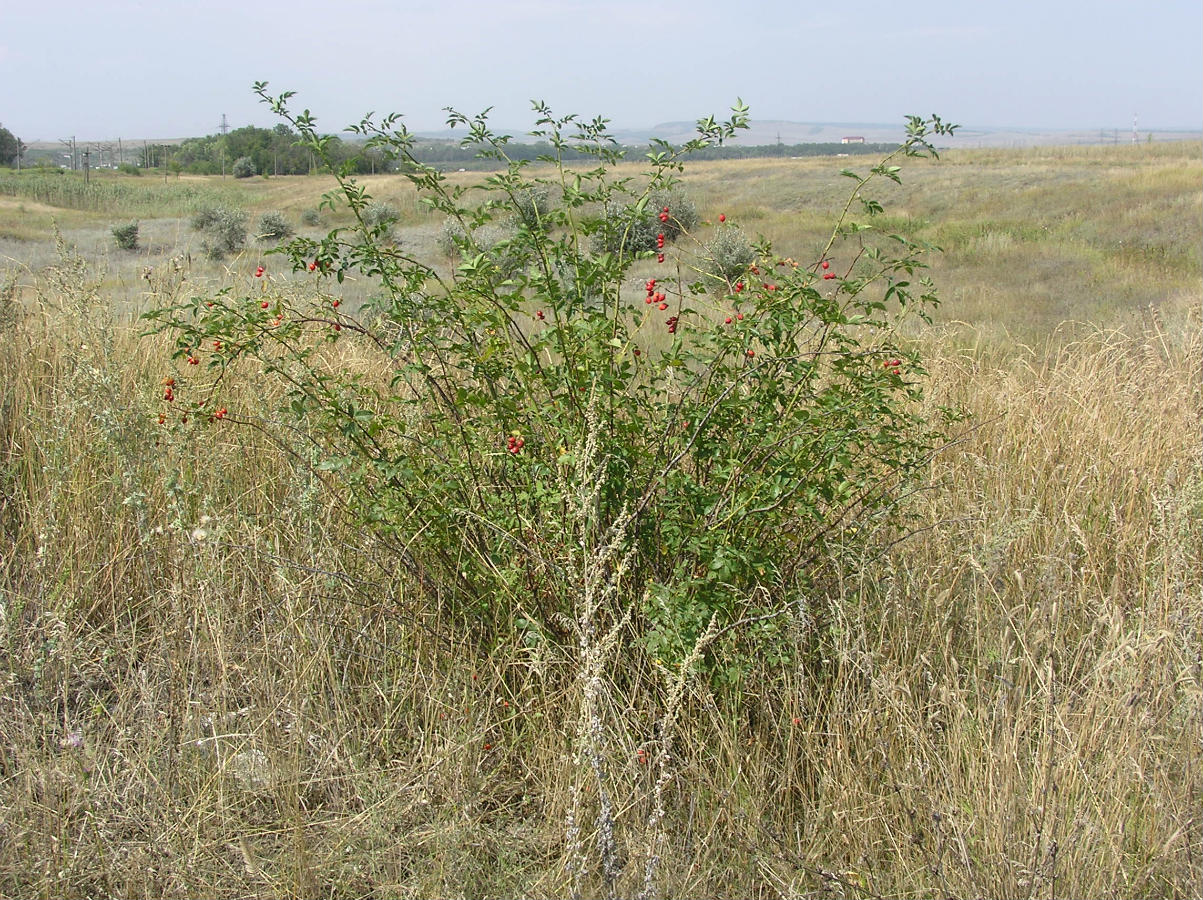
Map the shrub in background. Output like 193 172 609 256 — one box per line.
438 187 549 278
436 217 469 257
189 207 219 231
257 211 294 243
437 217 510 262
593 186 699 256
111 221 139 251
190 205 248 259
361 200 399 241
300 207 322 226
232 155 256 178
510 185 551 231
362 201 399 229
700 224 756 286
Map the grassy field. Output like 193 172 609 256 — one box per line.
1 142 1200 898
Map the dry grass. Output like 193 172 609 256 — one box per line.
0 145 1200 898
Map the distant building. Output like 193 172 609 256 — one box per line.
841 136 865 144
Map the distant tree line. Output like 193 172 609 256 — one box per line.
141 125 318 176
399 139 898 169
3 121 896 176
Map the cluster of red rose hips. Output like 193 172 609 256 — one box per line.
645 279 669 310
506 434 525 455
157 376 229 425
821 260 836 280
656 207 670 262
883 357 902 375
254 265 265 278
666 315 679 334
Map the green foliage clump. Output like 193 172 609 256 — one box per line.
300 207 322 227
117 163 141 176
191 205 248 259
146 85 958 684
231 155 256 178
256 211 294 243
111 221 139 251
0 124 22 167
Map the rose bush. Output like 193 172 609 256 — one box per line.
144 83 958 679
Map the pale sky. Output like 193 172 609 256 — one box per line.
1 0 1200 142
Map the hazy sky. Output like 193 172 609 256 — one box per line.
2 0 1200 141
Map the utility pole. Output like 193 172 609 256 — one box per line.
82 148 91 184
218 114 230 177
61 136 77 170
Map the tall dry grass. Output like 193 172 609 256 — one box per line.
0 219 1198 898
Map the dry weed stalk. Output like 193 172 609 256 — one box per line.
563 399 636 899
